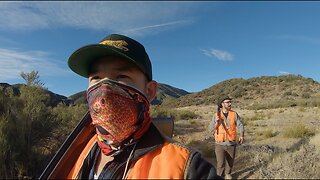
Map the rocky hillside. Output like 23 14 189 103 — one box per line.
152 83 190 105
161 75 320 109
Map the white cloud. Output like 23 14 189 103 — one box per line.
269 34 320 44
201 48 233 61
0 48 69 81
0 2 197 36
279 71 291 75
120 20 194 36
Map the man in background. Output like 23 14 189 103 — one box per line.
210 96 244 179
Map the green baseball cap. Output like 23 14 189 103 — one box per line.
219 96 232 104
68 34 153 80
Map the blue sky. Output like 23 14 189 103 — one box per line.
1 1 320 97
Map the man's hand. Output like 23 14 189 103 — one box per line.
238 136 244 144
215 115 220 123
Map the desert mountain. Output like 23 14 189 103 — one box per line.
0 83 72 107
2 74 319 109
161 75 320 109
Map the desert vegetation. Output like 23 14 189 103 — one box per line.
1 73 319 178
0 71 87 178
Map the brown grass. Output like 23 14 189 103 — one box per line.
283 123 315 138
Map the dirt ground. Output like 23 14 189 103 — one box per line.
172 106 320 179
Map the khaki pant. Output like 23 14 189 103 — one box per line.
215 144 236 176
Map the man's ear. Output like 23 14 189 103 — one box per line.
145 80 158 102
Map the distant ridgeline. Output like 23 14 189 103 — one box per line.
1 74 319 109
0 82 190 107
0 83 72 107
68 83 190 106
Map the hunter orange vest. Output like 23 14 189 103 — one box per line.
67 135 97 179
67 139 191 179
46 122 96 179
126 141 191 179
214 110 237 142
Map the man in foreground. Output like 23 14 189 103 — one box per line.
48 34 221 179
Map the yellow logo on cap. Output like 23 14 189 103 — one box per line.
99 40 129 51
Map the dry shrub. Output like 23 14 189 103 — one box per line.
298 107 306 112
178 110 199 120
242 111 266 126
188 139 199 146
190 120 198 125
257 129 276 140
151 107 199 121
241 116 252 126
201 143 215 158
283 123 315 138
266 111 274 119
259 138 320 179
251 111 266 121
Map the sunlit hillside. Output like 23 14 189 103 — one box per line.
161 75 320 110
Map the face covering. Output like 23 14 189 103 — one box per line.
87 78 151 156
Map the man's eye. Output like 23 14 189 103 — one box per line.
90 76 101 82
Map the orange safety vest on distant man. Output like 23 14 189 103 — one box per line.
214 110 237 142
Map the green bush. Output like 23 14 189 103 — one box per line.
178 110 199 120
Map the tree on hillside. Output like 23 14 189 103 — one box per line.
20 70 45 88
0 87 25 178
0 76 90 178
0 84 55 178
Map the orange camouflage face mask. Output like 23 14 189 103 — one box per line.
87 79 151 156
